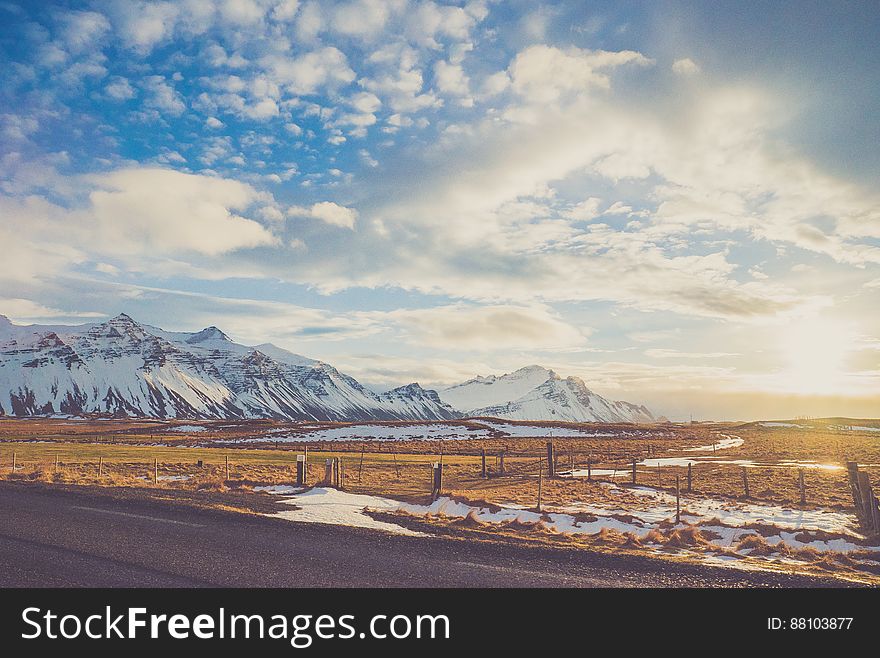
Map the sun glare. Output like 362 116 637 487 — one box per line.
777 318 856 395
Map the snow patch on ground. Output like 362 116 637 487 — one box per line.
477 421 617 438
254 484 304 494
169 425 208 432
260 424 491 442
682 434 744 452
272 487 425 536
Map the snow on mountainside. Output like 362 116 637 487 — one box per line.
440 365 655 423
0 314 457 422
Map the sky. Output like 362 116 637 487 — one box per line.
1 0 879 421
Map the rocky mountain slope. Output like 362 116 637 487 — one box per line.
0 314 457 421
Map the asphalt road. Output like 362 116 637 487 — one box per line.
0 483 843 587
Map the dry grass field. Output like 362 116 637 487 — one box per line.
1 416 877 509
1 416 879 584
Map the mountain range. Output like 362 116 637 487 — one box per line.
0 313 655 423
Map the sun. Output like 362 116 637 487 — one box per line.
777 318 856 395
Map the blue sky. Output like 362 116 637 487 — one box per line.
2 1 879 420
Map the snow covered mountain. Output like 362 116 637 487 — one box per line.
440 365 655 423
0 314 457 421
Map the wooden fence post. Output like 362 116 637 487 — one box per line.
431 462 443 501
154 457 158 484
12 451 16 472
225 454 229 481
799 468 806 505
296 454 305 486
537 459 543 512
687 462 692 493
741 467 750 498
392 448 400 479
358 446 365 484
480 448 486 478
338 458 344 490
546 442 555 478
324 459 333 487
499 451 505 475
631 458 637 485
675 475 681 524
54 453 59 473
99 456 103 477
856 470 880 536
587 458 592 482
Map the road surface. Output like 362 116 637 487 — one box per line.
0 483 843 587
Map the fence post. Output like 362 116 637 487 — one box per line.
480 449 486 478
12 451 16 472
741 467 750 498
687 462 692 493
54 453 59 473
324 459 333 487
499 451 505 476
296 455 305 486
631 458 637 485
537 459 543 512
99 456 103 477
339 458 344 490
546 442 555 478
431 462 443 501
799 468 806 505
392 448 400 479
675 475 681 524
225 454 229 481
856 470 879 536
358 446 365 484
587 458 592 482
154 458 158 484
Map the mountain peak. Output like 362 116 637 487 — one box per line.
92 312 147 340
186 326 231 343
512 364 555 378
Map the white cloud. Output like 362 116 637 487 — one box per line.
562 197 602 221
218 0 265 26
59 10 111 53
261 47 356 95
116 1 180 54
142 75 186 115
288 201 359 229
349 91 382 113
405 1 476 47
0 298 102 323
82 168 278 255
0 169 278 272
271 0 300 22
509 45 653 103
331 0 393 38
105 76 136 101
390 304 588 351
434 60 471 103
672 57 701 76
